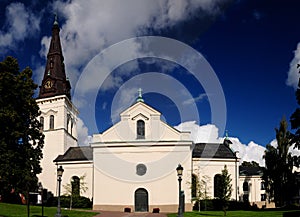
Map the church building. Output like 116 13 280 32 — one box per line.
36 18 273 212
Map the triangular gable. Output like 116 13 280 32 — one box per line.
120 101 160 117
131 113 149 121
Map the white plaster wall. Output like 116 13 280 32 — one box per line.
37 95 79 194
58 162 93 199
96 102 190 142
93 147 191 207
192 158 238 200
239 175 265 203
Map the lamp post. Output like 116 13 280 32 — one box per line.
234 151 239 201
176 164 184 217
55 166 64 217
38 182 44 217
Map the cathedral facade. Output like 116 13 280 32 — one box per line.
36 19 272 212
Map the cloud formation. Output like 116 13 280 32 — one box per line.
286 42 300 89
0 2 40 54
38 0 229 89
176 121 267 166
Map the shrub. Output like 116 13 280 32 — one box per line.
45 196 92 208
193 199 251 211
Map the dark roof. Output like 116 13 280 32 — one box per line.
192 143 237 159
239 166 263 176
54 146 93 162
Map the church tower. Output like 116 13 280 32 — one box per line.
36 17 79 194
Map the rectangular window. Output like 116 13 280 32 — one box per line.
261 182 265 190
50 115 54 130
261 194 266 201
40 117 44 130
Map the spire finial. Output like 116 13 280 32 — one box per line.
53 13 59 26
136 88 144 102
225 130 229 140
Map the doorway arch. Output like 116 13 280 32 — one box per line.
134 188 148 212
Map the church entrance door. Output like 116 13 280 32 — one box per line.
135 188 148 212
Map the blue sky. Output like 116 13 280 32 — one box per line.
1 0 300 164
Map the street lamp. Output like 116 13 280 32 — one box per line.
38 182 44 217
176 164 184 217
55 166 64 217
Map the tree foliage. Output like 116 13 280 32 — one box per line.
215 165 232 216
262 118 294 207
0 56 44 200
63 175 88 209
290 65 300 149
241 161 260 168
63 175 88 197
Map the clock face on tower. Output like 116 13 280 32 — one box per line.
44 80 53 89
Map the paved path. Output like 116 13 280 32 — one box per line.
93 210 168 217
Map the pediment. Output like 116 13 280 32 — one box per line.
41 109 58 116
131 113 149 121
121 102 160 117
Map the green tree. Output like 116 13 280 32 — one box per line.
241 161 260 167
262 118 293 207
290 64 300 150
191 173 210 211
63 175 88 209
0 56 44 201
215 165 232 216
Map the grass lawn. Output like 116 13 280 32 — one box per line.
0 203 99 217
167 210 299 217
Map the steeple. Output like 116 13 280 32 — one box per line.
38 15 71 100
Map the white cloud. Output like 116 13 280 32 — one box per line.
175 121 220 143
286 42 300 89
175 121 267 166
183 93 208 105
77 117 92 146
0 2 41 53
38 0 228 90
230 138 266 166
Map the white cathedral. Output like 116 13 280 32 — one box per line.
36 20 271 213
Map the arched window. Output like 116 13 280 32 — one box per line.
214 174 222 198
243 181 249 191
192 174 198 198
49 115 54 130
40 117 44 130
137 120 145 139
71 176 80 196
71 120 73 136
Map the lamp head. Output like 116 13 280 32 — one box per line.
176 164 183 177
57 166 64 178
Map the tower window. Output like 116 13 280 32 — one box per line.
40 117 44 130
50 115 54 130
137 120 145 139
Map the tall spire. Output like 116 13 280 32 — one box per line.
38 15 71 100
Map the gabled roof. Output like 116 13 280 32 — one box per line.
192 143 237 159
53 146 93 162
239 166 263 176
